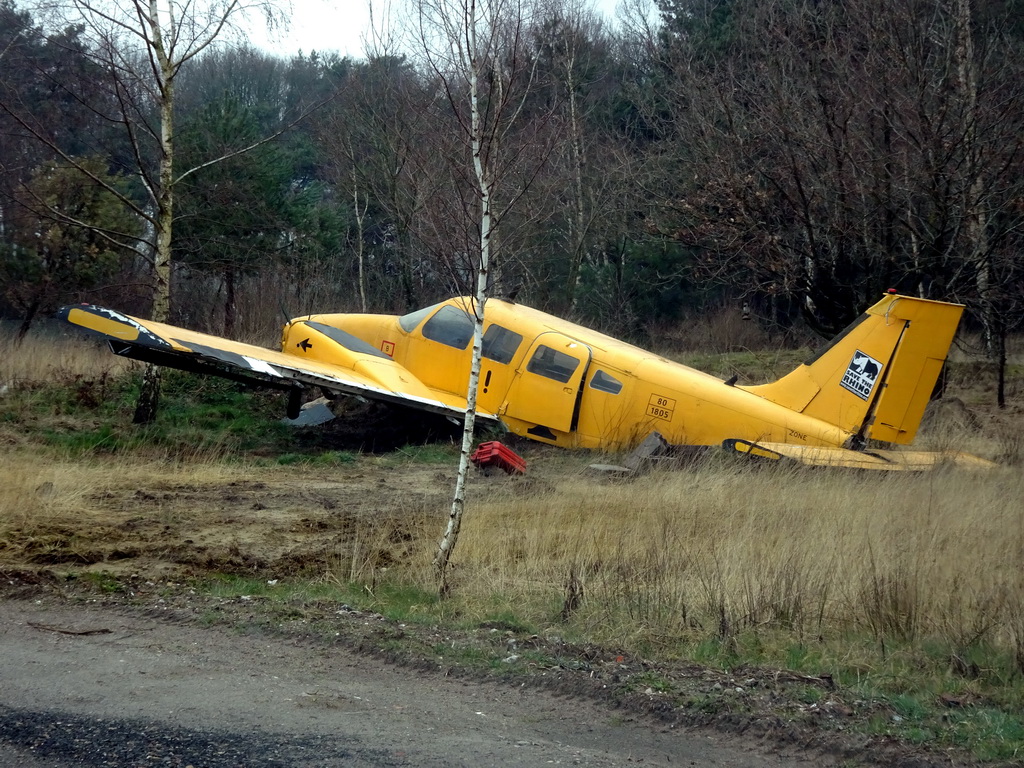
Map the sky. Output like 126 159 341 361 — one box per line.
256 0 634 59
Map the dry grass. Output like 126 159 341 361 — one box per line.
656 305 778 353
448 457 1024 673
0 329 135 387
0 450 247 565
0 451 249 519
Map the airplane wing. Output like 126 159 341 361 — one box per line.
58 304 497 424
722 439 995 470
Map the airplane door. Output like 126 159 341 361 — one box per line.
503 333 592 433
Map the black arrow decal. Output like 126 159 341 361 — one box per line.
297 338 313 351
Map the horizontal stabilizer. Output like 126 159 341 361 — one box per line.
723 439 994 471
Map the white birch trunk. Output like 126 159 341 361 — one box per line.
134 0 174 423
433 0 491 592
353 173 369 313
152 10 174 325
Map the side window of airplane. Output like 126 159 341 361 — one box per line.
421 305 474 349
526 345 580 383
589 369 623 395
481 324 523 364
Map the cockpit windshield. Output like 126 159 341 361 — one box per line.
398 303 443 333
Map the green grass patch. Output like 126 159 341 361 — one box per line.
369 583 443 623
196 574 443 625
474 611 536 635
691 636 742 669
70 571 124 594
632 670 675 693
854 692 1024 761
377 443 461 465
0 369 314 459
276 450 358 466
202 573 292 599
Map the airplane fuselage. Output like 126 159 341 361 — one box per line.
282 297 854 451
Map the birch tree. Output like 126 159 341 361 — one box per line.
4 0 288 422
532 1 611 312
408 0 547 593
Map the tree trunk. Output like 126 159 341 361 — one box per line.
431 293 485 595
400 227 417 312
15 293 42 344
224 265 237 337
353 174 368 313
995 315 1007 409
132 363 162 424
433 2 492 594
133 16 176 425
565 69 587 312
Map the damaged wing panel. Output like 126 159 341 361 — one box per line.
58 305 495 423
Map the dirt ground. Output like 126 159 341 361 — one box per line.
8 456 461 581
0 448 995 767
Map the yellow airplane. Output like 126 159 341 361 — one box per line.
58 290 990 470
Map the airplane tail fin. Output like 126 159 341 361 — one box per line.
742 293 964 446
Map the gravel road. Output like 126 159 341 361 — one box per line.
0 598 825 768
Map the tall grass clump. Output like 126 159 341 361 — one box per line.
0 326 134 386
450 459 1024 695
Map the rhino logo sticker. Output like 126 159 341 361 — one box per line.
841 350 882 400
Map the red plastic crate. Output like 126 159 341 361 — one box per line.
470 441 526 475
